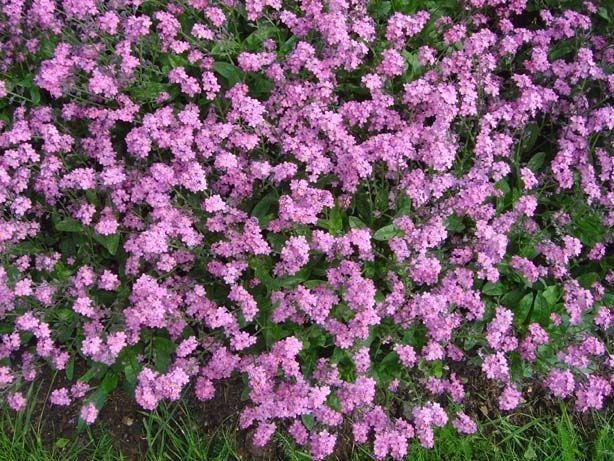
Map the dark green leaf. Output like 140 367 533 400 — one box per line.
531 294 550 326
65 357 75 381
251 193 276 223
99 372 119 394
213 62 243 86
520 123 539 154
445 215 465 232
244 26 280 49
93 233 120 256
598 6 610 22
348 216 366 228
301 414 315 430
374 351 401 383
576 272 599 289
482 282 505 296
152 336 176 372
328 206 344 235
515 293 534 326
55 218 83 233
527 152 546 172
541 285 561 306
373 224 399 241
501 289 525 310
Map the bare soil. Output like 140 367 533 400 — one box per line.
15 363 606 461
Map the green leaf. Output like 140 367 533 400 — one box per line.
602 293 614 307
210 39 240 58
373 224 399 241
524 446 537 460
482 282 505 296
301 414 315 430
445 215 465 232
55 438 70 449
80 365 106 383
328 206 344 235
541 285 561 306
250 75 274 97
401 324 427 348
78 372 118 429
374 351 401 384
549 40 575 60
598 6 610 22
331 347 356 381
501 289 525 309
152 336 176 372
85 190 101 207
251 192 276 224
348 216 366 229
327 393 341 411
263 323 290 349
515 292 534 326
394 195 412 217
213 62 243 86
401 51 419 81
273 269 310 290
496 179 511 196
99 372 119 394
244 26 280 50
527 152 546 172
429 360 443 378
576 272 599 289
162 54 189 70
531 294 550 326
93 233 120 255
55 218 83 233
508 352 524 382
520 123 539 154
370 0 391 19
120 348 140 393
65 357 75 381
130 82 169 102
30 86 41 105
572 213 604 246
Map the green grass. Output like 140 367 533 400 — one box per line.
401 409 613 461
141 401 242 461
0 385 612 461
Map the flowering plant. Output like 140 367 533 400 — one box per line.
0 0 612 458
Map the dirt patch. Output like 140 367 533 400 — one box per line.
97 389 146 459
16 362 610 460
23 364 146 459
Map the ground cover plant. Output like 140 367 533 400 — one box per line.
0 0 612 459
0 383 612 460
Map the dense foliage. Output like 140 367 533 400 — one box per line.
0 0 612 458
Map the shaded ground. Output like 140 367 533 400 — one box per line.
8 363 611 461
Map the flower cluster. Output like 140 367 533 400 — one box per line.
0 0 611 459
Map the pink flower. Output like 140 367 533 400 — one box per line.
274 236 310 276
7 392 26 411
498 386 522 411
394 344 417 367
575 376 611 412
80 403 99 425
309 431 336 460
452 412 477 434
50 388 71 406
482 352 509 381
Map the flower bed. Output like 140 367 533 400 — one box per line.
0 0 612 459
